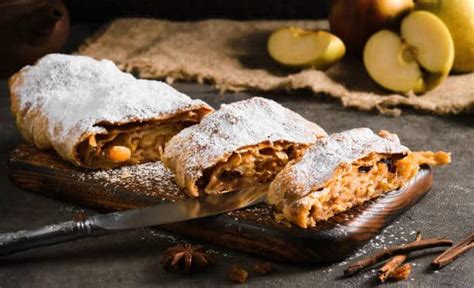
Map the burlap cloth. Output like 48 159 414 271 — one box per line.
78 19 474 116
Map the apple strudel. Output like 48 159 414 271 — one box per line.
9 54 213 168
162 97 327 197
268 128 451 228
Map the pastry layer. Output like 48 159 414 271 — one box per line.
163 97 327 197
268 128 451 228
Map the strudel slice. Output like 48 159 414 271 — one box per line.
268 128 451 228
9 54 213 168
162 97 327 197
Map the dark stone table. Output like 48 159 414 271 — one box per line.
0 25 472 288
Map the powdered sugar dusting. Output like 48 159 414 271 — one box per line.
227 204 275 224
163 97 327 188
79 161 185 200
343 220 418 265
11 54 211 165
269 128 409 205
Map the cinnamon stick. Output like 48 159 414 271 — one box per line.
432 232 474 269
344 237 453 276
378 232 421 282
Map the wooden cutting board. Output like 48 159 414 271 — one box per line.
7 144 433 264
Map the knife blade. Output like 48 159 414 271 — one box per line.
90 184 268 229
0 184 268 256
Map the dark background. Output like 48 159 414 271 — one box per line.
64 0 330 23
1 1 473 287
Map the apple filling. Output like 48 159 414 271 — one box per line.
285 151 450 228
77 112 201 169
195 141 308 195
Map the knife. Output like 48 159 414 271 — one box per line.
0 184 268 256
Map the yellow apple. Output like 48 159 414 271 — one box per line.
363 11 454 93
329 0 414 56
416 0 474 72
267 27 346 69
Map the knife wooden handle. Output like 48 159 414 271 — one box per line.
0 220 109 256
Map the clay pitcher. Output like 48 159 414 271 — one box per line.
0 0 70 76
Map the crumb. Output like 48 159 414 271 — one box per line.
80 162 184 200
228 265 248 283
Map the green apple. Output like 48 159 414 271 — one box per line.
363 11 454 93
267 27 346 69
329 0 414 56
416 0 474 72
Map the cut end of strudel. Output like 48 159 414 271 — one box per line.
268 128 451 228
162 97 327 197
9 54 213 169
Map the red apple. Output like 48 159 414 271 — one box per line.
329 0 414 57
0 0 70 76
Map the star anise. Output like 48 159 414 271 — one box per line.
160 243 215 273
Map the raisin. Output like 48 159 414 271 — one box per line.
358 165 372 173
259 147 274 155
219 170 242 181
380 158 396 173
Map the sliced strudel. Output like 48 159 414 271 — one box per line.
268 128 451 228
9 54 213 168
162 97 327 197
